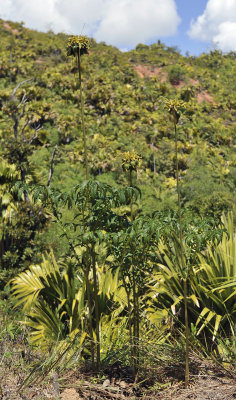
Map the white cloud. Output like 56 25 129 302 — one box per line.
92 0 180 48
214 21 236 52
0 0 13 20
0 0 180 49
0 0 69 32
188 0 236 52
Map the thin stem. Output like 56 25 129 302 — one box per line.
174 122 184 253
77 49 95 367
136 287 139 363
129 170 133 221
120 267 133 364
47 145 57 187
84 242 95 368
132 275 137 376
92 244 100 372
174 120 189 388
53 213 94 366
184 278 190 388
129 169 139 376
81 198 94 367
77 49 88 179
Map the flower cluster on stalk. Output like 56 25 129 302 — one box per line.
66 35 90 57
121 151 141 172
164 99 186 124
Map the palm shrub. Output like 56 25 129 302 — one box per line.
10 251 127 350
147 213 234 356
10 251 86 345
155 98 230 386
196 213 236 342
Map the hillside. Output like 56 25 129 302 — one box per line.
0 20 236 400
1 19 235 211
1 17 236 274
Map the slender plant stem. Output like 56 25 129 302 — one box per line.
184 278 190 387
174 120 189 388
120 267 133 363
55 204 94 366
129 169 134 221
136 287 139 362
92 244 101 372
129 169 139 376
174 122 184 250
77 49 88 179
85 262 95 367
132 276 138 376
77 48 97 368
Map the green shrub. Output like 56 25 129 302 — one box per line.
168 65 185 84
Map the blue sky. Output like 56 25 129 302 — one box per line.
164 0 209 55
0 0 236 54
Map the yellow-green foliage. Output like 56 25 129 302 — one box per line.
0 17 235 269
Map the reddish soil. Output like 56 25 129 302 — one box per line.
133 64 216 105
197 91 216 105
190 78 200 86
3 22 20 35
134 64 167 82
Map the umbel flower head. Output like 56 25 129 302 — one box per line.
164 99 186 124
121 151 142 172
67 35 90 57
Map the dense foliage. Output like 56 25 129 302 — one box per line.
0 19 235 387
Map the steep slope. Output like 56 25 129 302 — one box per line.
0 19 235 215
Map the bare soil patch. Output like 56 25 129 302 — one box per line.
134 65 167 82
190 78 200 86
3 22 20 35
60 388 82 400
133 65 217 106
0 353 235 400
197 91 216 105
158 377 236 400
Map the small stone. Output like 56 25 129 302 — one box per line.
60 388 81 400
102 379 110 387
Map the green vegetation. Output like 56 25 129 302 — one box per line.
0 19 235 397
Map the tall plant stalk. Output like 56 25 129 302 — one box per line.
67 36 100 370
129 169 139 376
120 266 133 362
173 106 189 388
91 243 101 371
82 207 95 367
76 46 96 367
121 151 141 377
77 44 101 372
77 49 88 180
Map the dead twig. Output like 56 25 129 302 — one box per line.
47 145 58 187
11 78 33 100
